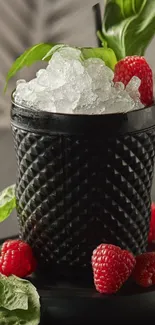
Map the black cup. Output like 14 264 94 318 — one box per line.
11 101 155 274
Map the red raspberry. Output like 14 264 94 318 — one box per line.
113 56 153 106
0 239 37 277
148 203 155 243
133 252 155 287
92 244 136 294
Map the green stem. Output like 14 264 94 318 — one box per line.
97 31 107 48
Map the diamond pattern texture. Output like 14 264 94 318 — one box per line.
12 126 155 269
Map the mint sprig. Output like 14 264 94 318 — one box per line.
0 185 16 222
44 44 117 70
5 43 117 89
101 0 155 60
0 275 40 325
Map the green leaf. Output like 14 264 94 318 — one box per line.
0 185 16 222
5 43 54 91
102 0 155 60
44 44 117 70
0 276 28 311
81 47 117 70
0 275 40 325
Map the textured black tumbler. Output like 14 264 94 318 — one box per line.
11 101 155 273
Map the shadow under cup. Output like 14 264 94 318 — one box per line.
11 101 155 274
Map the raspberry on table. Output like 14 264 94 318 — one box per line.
0 239 37 278
148 203 155 243
92 244 136 294
133 252 155 287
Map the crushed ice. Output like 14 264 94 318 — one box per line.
14 47 144 114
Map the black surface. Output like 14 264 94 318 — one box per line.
1 239 155 324
30 273 155 325
34 242 155 324
11 102 155 271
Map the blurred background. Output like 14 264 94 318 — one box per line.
0 0 155 237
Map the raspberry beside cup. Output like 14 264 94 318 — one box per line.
148 203 155 243
0 239 37 278
91 244 136 294
132 252 155 287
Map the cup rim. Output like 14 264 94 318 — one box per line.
11 94 155 136
11 91 154 118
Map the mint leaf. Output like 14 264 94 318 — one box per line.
81 47 117 70
0 276 28 311
0 185 16 222
102 0 155 60
0 276 40 325
5 43 54 91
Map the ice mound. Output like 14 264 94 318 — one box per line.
14 47 143 114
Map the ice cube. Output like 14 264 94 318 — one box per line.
70 60 84 76
14 81 37 108
47 52 85 91
125 76 145 110
85 58 113 80
36 69 50 87
103 95 135 114
57 47 82 60
114 82 125 92
15 82 27 92
75 97 105 115
46 52 94 113
85 58 113 88
84 58 113 102
126 76 141 101
27 78 44 93
46 53 69 90
16 79 26 86
37 100 56 112
53 83 81 113
78 89 97 108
